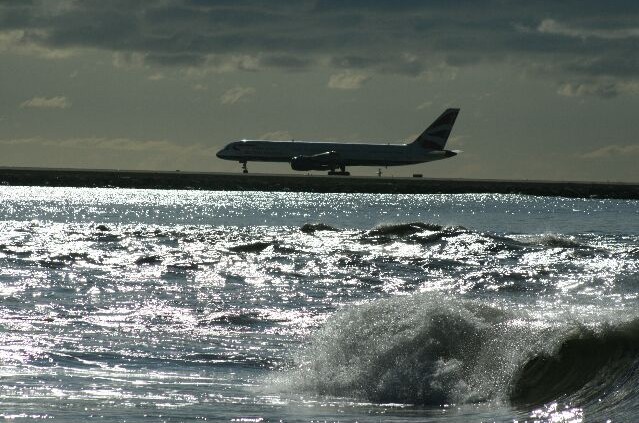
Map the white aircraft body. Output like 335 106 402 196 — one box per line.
216 108 460 175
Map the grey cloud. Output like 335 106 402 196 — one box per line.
0 134 219 170
0 1 35 30
20 96 71 109
331 54 427 76
146 52 207 67
220 86 255 105
0 135 217 155
3 0 639 96
557 81 620 98
579 144 639 159
261 54 314 71
538 19 639 40
557 79 639 98
564 56 639 79
327 71 370 90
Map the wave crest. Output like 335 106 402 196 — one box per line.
511 320 639 407
368 222 444 237
286 294 511 405
534 234 589 249
283 293 639 409
301 223 339 233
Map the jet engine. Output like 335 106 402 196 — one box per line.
290 151 339 171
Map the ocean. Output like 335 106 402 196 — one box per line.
0 186 637 422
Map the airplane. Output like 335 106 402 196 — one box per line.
216 108 460 175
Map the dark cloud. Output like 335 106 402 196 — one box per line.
2 0 639 96
261 54 314 71
0 0 35 29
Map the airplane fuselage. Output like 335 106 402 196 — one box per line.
216 140 456 167
215 108 460 174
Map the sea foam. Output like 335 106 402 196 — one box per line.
284 293 639 410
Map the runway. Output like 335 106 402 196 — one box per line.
0 167 637 199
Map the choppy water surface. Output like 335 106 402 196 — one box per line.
0 187 638 422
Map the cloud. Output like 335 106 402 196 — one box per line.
557 80 639 98
220 86 256 105
261 54 313 71
557 81 619 98
112 52 147 69
20 96 71 109
328 71 370 90
259 130 293 140
538 19 639 40
0 29 74 59
0 136 219 170
0 136 217 155
579 144 639 159
3 1 639 96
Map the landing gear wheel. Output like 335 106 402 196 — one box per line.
241 161 248 174
328 164 349 176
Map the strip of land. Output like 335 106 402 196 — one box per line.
0 167 637 199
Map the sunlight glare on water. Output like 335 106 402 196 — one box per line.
0 186 637 421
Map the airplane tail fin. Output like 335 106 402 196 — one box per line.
411 108 460 150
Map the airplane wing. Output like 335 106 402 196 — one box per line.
290 151 340 171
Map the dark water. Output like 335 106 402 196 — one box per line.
0 187 637 421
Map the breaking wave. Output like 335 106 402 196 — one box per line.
511 320 639 408
283 293 639 411
531 234 590 249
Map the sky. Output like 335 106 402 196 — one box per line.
1 0 638 182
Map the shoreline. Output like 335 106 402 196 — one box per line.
0 167 637 199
